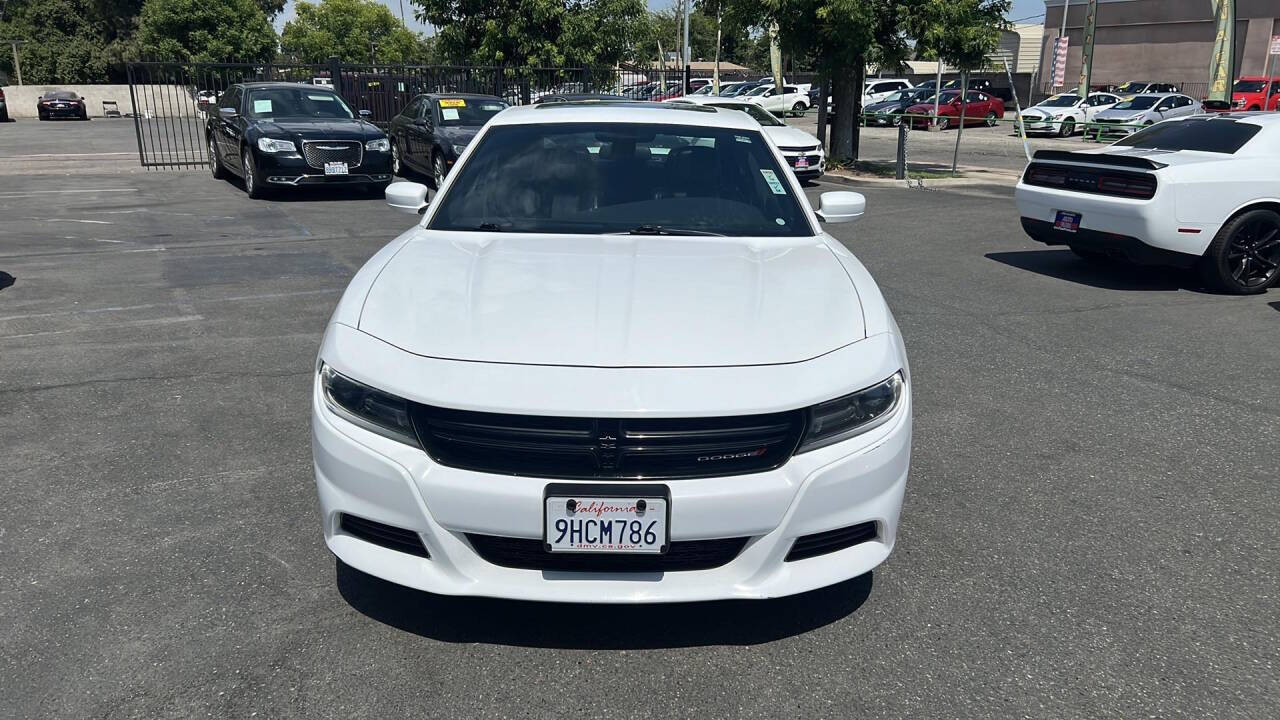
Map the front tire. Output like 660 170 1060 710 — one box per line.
390 142 403 177
38 111 48 121
1058 118 1075 137
791 101 806 117
1198 208 1280 294
984 111 997 127
242 149 268 199
208 136 226 179
936 116 949 130
432 152 446 189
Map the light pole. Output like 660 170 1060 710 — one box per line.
3 39 24 86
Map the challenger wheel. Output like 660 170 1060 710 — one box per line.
1199 208 1280 294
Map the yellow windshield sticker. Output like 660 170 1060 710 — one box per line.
439 98 467 108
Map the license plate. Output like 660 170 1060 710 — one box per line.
1054 210 1081 232
324 162 348 176
544 483 669 554
795 156 809 168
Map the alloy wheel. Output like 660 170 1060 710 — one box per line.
208 138 218 175
391 144 401 176
433 154 445 188
985 112 997 127
1226 216 1280 288
243 151 255 195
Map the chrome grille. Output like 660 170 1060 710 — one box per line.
301 140 362 169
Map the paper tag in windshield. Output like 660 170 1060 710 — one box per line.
759 169 787 194
439 98 466 108
735 135 752 143
441 108 460 121
252 99 272 113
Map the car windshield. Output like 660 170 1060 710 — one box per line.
882 90 917 103
245 88 354 119
436 98 508 126
1113 96 1160 110
745 86 772 96
1233 80 1268 93
1114 118 1262 154
429 122 811 237
690 85 714 95
1116 82 1148 93
707 102 784 126
1039 95 1081 108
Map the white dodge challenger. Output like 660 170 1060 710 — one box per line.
1016 113 1280 294
312 102 911 602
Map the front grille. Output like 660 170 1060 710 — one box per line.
301 140 362 169
339 513 429 558
778 145 820 152
410 404 806 480
785 522 877 562
467 534 748 572
1023 162 1157 200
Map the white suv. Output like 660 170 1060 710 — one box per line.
742 84 813 116
863 78 913 105
313 102 912 603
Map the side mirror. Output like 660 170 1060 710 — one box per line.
814 191 865 224
218 107 237 118
413 117 428 126
386 181 430 215
359 109 372 118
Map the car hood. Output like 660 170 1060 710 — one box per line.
253 119 382 140
864 100 903 113
357 232 865 367
762 125 822 148
437 125 479 144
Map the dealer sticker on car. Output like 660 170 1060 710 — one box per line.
544 486 669 554
324 161 348 176
1054 210 1081 232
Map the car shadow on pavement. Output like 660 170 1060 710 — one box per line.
985 250 1192 292
1269 301 1280 313
0 271 14 292
335 559 873 648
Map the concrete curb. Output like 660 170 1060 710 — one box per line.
820 167 1022 188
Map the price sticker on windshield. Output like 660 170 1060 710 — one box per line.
759 169 787 194
439 98 467 108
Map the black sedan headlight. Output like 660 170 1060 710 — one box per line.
797 372 905 452
320 364 418 446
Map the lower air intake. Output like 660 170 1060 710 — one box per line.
340 514 430 558
784 522 877 562
467 534 747 572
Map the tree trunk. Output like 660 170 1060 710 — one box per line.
713 8 722 94
815 75 828 149
769 22 783 92
851 59 865 162
952 70 969 176
830 72 856 162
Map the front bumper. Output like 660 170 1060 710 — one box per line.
312 335 911 603
256 148 393 185
778 148 825 179
39 105 83 117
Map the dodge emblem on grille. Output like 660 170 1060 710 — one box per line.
697 448 767 462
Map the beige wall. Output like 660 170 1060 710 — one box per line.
1039 0 1278 88
2 84 201 119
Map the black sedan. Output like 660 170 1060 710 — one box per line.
37 91 88 120
862 87 937 125
206 82 392 199
387 93 508 187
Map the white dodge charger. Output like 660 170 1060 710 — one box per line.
312 102 912 603
1016 113 1280 294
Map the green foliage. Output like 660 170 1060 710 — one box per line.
255 0 287 18
136 0 277 63
646 6 754 64
412 0 649 67
0 0 139 82
282 0 432 64
905 0 1009 70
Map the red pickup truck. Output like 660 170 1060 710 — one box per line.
1230 76 1280 111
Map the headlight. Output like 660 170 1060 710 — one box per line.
256 137 296 153
796 372 904 453
1051 114 1063 120
451 143 468 155
319 364 418 446
365 138 390 152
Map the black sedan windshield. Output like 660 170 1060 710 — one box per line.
429 122 811 237
246 88 354 119
437 98 508 126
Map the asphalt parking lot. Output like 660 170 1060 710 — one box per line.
2 122 1277 719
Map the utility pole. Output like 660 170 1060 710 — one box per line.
682 0 691 93
3 39 23 85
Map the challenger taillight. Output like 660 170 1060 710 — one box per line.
1026 165 1067 187
1097 175 1157 199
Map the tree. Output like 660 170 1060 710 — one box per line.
412 0 649 68
282 0 431 64
137 0 277 62
0 0 140 82
905 0 1009 173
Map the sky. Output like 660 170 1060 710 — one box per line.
275 0 1050 40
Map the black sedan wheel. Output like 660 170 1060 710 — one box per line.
1199 209 1280 294
242 149 268 200
208 136 226 180
391 142 402 176
432 152 446 189
38 111 48 121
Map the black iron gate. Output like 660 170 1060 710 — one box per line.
124 60 602 169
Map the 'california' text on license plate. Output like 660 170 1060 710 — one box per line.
544 485 669 554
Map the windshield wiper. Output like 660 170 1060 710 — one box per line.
621 224 726 237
